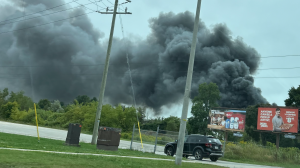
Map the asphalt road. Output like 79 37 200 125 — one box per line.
0 121 282 168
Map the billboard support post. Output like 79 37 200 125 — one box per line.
223 131 227 157
276 133 280 149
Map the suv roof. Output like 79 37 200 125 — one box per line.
187 134 216 138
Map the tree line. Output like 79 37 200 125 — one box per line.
0 83 299 148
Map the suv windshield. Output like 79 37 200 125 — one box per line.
207 138 222 144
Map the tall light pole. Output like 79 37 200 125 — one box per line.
175 0 202 165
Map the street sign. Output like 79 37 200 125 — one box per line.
233 132 243 137
284 134 296 139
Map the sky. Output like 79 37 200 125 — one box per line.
1 0 300 119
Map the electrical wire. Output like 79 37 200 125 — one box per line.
1 75 300 79
1 59 300 69
72 1 97 12
0 1 104 27
0 0 76 24
0 11 95 35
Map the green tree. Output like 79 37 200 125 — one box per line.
0 101 19 119
192 82 221 110
119 106 138 132
188 100 208 134
0 88 9 108
188 82 220 134
137 106 146 124
166 119 177 131
285 85 300 107
7 91 34 111
75 95 90 105
49 100 64 113
90 97 97 102
161 116 180 131
38 99 51 110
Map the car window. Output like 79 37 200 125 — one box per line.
187 136 203 143
207 138 222 144
184 136 188 142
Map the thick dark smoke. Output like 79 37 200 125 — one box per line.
0 0 267 114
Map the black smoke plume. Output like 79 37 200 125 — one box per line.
0 0 267 114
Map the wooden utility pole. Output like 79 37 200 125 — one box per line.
175 0 202 165
91 0 132 145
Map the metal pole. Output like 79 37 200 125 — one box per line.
154 126 159 153
130 124 135 150
223 131 227 157
175 0 202 165
91 0 119 145
276 133 280 150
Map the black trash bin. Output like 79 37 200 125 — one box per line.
97 126 121 151
65 123 81 147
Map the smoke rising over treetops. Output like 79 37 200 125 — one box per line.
0 0 267 115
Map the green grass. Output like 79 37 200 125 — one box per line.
220 158 299 168
0 132 165 159
0 150 225 168
0 132 225 168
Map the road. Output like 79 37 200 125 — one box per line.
0 121 282 168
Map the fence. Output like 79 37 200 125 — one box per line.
129 124 181 154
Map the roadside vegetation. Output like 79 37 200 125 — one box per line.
222 140 300 168
1 84 300 168
0 132 225 168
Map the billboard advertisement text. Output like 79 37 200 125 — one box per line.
257 107 298 133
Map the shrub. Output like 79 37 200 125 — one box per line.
121 132 131 139
0 101 19 119
22 109 45 125
10 108 27 121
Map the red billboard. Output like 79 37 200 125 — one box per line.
207 108 246 132
257 107 299 133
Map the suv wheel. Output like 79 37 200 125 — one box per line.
166 147 174 156
194 149 203 160
210 156 218 162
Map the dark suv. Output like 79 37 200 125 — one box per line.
164 134 223 162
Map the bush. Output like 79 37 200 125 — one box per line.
36 109 52 121
44 113 64 127
224 141 300 164
0 101 19 119
121 132 131 140
10 108 27 121
22 109 45 125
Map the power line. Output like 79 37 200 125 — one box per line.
0 0 76 24
1 73 300 79
0 11 95 35
253 76 300 79
1 62 300 70
0 1 104 27
72 1 97 12
88 0 105 10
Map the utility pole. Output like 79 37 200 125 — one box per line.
91 0 132 145
175 0 202 165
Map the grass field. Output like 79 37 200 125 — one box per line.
0 132 226 168
1 132 300 168
0 132 166 159
0 149 225 168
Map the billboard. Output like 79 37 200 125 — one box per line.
207 108 246 132
257 107 299 133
